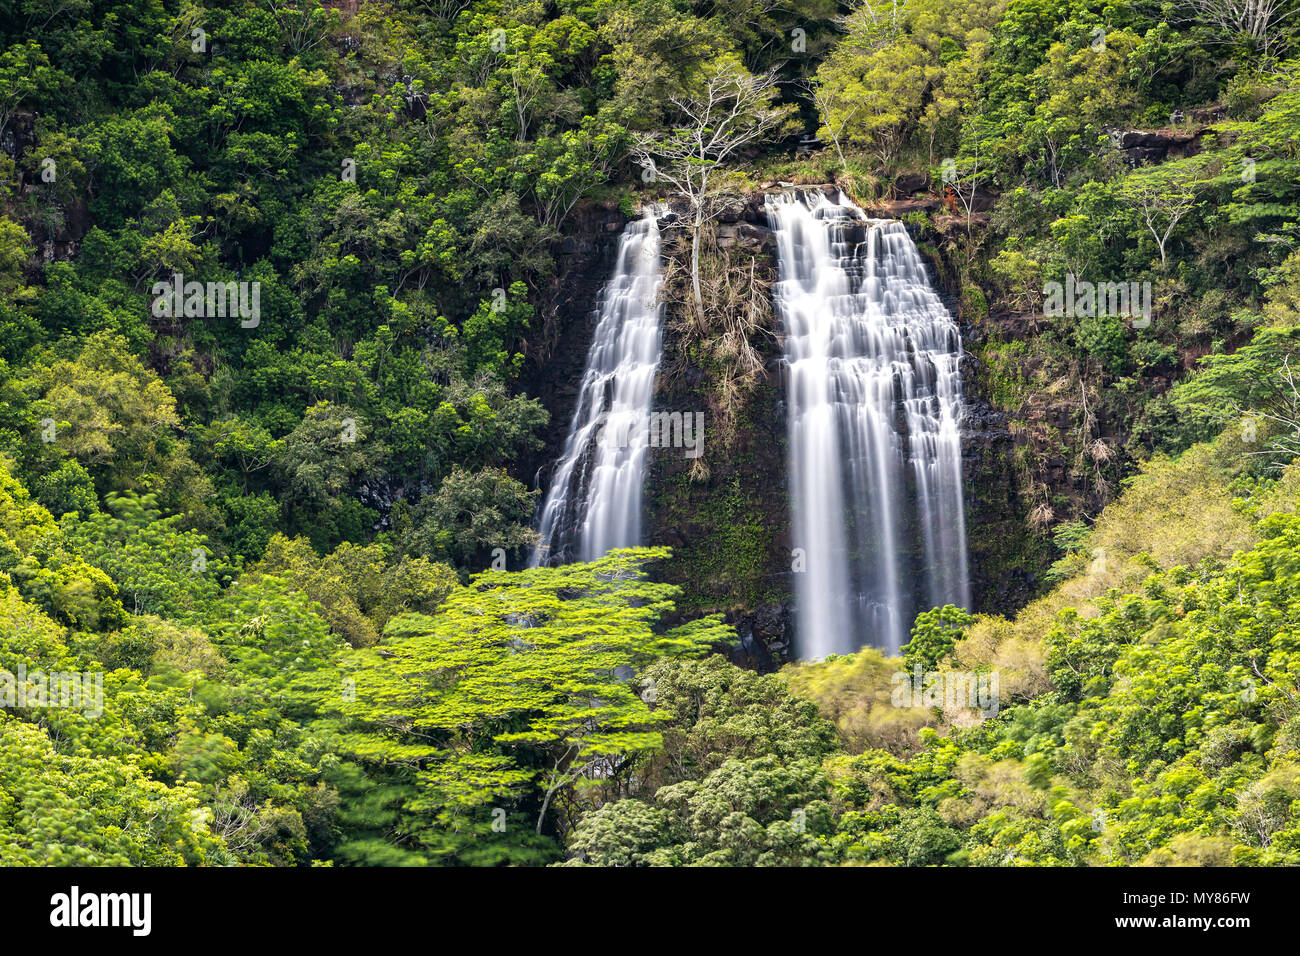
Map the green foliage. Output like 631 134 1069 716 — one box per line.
406 465 538 570
13 333 216 526
812 0 1003 167
462 282 532 379
63 492 227 618
564 655 840 866
903 605 977 672
1 0 1299 871
0 217 32 294
1074 313 1132 376
252 533 456 648
338 548 731 862
0 716 219 866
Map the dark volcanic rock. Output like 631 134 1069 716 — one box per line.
1108 126 1205 166
727 603 792 671
715 221 777 254
894 172 929 196
519 200 630 490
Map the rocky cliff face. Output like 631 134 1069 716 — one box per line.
645 195 793 671
907 230 1052 616
519 200 629 492
1 110 90 265
1105 107 1223 165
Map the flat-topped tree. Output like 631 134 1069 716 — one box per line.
340 548 733 857
1121 155 1209 271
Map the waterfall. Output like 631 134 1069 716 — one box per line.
532 208 665 566
767 189 970 659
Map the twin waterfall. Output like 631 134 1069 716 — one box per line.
767 191 969 658
533 190 970 659
532 209 665 566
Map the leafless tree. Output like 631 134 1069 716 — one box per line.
1235 355 1300 469
421 0 475 26
1172 0 1300 57
854 0 908 32
260 0 333 56
631 63 795 320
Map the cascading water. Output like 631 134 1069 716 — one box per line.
532 208 665 566
767 189 970 659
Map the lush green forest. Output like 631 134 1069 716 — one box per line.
2 0 1300 866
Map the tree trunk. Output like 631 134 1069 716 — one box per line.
536 778 561 834
691 211 704 321
536 746 578 833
